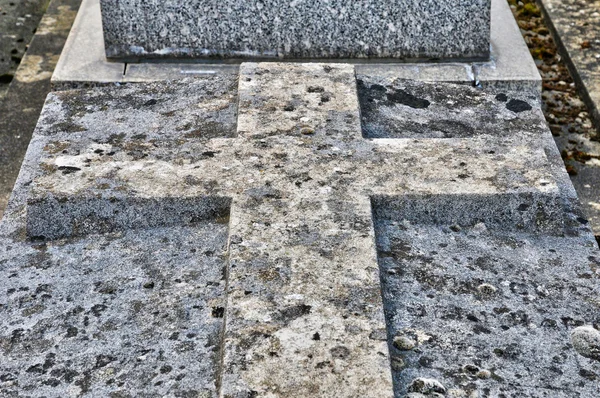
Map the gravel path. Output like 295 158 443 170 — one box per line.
0 0 50 99
509 0 600 234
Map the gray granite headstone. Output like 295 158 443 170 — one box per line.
99 0 491 61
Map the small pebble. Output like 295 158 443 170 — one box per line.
477 369 492 379
408 378 446 395
300 127 315 135
572 326 600 360
478 283 497 295
450 224 462 232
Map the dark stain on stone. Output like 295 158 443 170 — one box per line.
580 368 597 381
506 99 532 113
95 354 117 368
419 356 434 367
143 281 155 289
65 326 78 337
90 304 107 317
42 378 61 387
387 89 431 109
0 73 14 84
160 365 173 374
495 93 508 102
26 364 44 374
211 306 225 318
330 345 350 359
277 304 312 324
427 119 475 138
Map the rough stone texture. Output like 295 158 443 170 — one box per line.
376 215 600 397
1 63 600 397
358 75 541 139
1 223 229 397
99 0 491 61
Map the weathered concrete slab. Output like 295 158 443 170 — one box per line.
0 222 229 397
99 0 490 62
0 76 239 397
375 213 600 397
538 0 600 134
358 75 542 139
2 63 599 397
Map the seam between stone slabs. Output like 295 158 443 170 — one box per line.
214 73 245 398
216 214 232 397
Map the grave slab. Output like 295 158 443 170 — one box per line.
99 0 490 62
2 63 599 397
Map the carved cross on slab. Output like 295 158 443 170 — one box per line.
13 63 567 397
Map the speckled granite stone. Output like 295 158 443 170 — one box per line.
99 0 491 61
1 63 599 397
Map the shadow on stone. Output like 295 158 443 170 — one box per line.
26 195 231 240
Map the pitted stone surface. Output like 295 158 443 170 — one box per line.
1 63 599 397
358 76 541 139
99 0 491 61
375 213 600 397
0 222 229 397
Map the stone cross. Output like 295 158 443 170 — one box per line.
12 63 572 397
